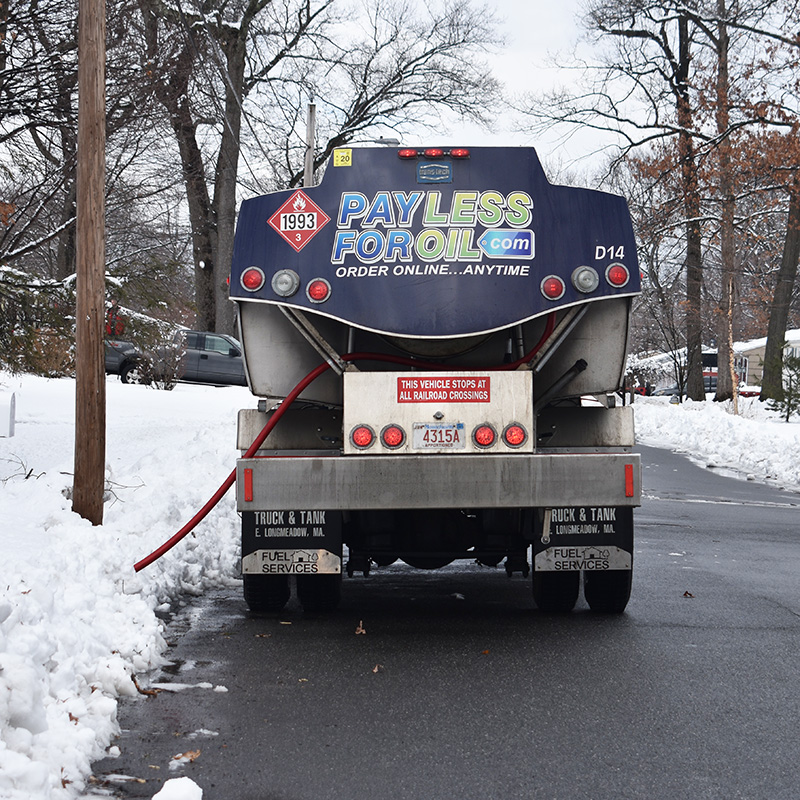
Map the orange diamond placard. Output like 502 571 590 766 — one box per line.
267 190 331 252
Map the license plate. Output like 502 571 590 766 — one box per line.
412 422 466 450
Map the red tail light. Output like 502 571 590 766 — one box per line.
503 423 527 448
541 275 566 300
241 267 266 292
398 148 419 159
424 148 445 158
351 425 375 449
307 278 331 303
450 148 470 158
473 424 497 448
381 424 406 449
606 263 630 288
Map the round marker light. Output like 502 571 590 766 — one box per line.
606 263 630 288
541 275 566 301
381 424 406 449
306 278 331 303
503 423 528 448
398 148 418 159
473 423 497 448
351 425 375 449
571 266 600 293
241 266 266 292
271 268 300 297
424 148 445 158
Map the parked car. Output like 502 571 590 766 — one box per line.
150 330 248 388
104 339 148 384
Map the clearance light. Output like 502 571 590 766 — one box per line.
381 424 406 449
473 423 497 448
450 148 470 158
541 275 566 301
606 263 630 288
571 266 600 294
271 269 299 297
307 278 331 303
351 425 375 449
503 423 528 448
424 148 445 158
241 266 266 292
398 148 419 159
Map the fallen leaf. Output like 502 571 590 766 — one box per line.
279 621 292 626
172 750 201 763
298 678 308 683
683 591 695 598
355 620 366 634
255 633 271 638
481 649 490 655
69 712 79 724
372 664 382 673
131 675 162 697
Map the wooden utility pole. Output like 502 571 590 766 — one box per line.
72 0 106 525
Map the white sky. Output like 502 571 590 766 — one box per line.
402 0 608 168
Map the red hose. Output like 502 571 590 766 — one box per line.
133 312 556 572
133 362 330 572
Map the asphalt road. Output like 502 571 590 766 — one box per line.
87 445 800 800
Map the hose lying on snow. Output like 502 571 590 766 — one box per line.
133 313 556 572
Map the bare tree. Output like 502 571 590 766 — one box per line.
522 1 711 398
139 0 499 334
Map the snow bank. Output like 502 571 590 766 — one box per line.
634 395 800 488
0 373 797 799
0 373 250 799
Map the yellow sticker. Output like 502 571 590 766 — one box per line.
333 149 353 167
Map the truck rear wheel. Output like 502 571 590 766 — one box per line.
296 574 342 613
243 574 290 613
532 571 579 612
583 570 632 613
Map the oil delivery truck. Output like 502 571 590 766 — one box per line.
229 145 641 614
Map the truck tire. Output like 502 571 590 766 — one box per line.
243 574 290 613
296 574 342 613
583 570 632 613
532 571 579 612
120 361 150 385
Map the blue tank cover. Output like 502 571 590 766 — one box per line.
230 147 640 338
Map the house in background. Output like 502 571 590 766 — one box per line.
629 330 800 392
734 328 800 386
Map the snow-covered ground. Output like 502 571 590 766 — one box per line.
634 394 800 489
0 373 798 799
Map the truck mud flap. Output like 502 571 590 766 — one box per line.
241 511 342 575
533 507 633 572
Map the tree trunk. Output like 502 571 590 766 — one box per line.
213 33 245 336
714 0 737 408
677 16 705 401
169 102 216 330
760 177 800 400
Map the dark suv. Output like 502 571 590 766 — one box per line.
151 330 248 387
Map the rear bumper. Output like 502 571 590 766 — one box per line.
236 452 640 511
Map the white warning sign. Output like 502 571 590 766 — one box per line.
534 545 631 572
242 548 341 575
